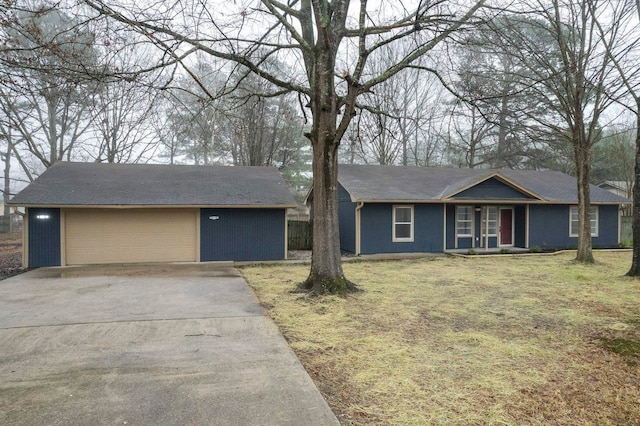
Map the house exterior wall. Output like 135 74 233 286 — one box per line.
446 204 456 249
453 178 533 200
200 208 286 261
528 204 619 249
24 206 287 268
338 184 356 253
337 199 621 254
597 205 620 247
27 207 61 267
360 203 443 254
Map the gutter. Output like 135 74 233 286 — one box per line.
355 202 364 255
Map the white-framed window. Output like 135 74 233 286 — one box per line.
569 206 598 237
456 205 473 237
393 205 414 242
482 206 498 237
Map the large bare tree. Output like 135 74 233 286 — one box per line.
0 2 100 173
489 0 626 263
592 0 640 273
82 0 486 294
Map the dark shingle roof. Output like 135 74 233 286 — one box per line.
338 164 629 204
9 162 297 207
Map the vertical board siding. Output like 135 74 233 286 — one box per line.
360 203 443 254
529 204 619 249
200 208 285 261
446 204 456 249
28 208 61 267
452 178 533 199
474 208 482 246
528 205 570 249
596 205 620 247
338 184 356 253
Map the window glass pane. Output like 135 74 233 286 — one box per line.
457 206 472 236
393 206 413 241
395 207 412 223
485 206 497 236
459 223 472 235
395 224 411 239
570 207 579 236
457 206 471 221
488 207 497 221
570 206 597 236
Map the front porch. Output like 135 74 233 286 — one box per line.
445 204 528 251
445 247 530 254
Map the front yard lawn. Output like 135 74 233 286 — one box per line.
242 252 640 425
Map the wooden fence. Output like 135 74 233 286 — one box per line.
288 220 312 250
0 215 22 234
621 216 632 243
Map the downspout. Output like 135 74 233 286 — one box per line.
355 202 364 255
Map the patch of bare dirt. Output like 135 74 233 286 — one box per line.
0 233 24 280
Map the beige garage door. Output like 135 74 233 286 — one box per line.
64 209 198 265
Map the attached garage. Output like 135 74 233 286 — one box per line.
10 162 296 267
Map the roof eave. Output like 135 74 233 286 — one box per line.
8 203 297 209
343 199 627 205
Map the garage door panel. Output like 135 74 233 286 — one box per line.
65 209 197 265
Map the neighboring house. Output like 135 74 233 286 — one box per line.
8 162 296 267
322 165 629 255
598 180 632 216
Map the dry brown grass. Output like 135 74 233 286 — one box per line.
241 252 640 425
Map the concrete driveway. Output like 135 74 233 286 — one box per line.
0 264 338 425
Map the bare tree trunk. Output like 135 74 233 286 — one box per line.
627 100 640 275
495 91 509 168
304 137 352 294
300 45 355 295
575 141 595 263
3 142 11 217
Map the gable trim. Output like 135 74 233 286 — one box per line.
443 173 545 201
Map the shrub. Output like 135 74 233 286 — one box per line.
529 245 543 253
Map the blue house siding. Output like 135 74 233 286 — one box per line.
595 205 619 247
529 205 571 249
200 208 285 261
457 238 473 249
446 204 456 249
338 184 356 253
514 205 527 247
453 178 533 200
28 207 61 267
360 203 443 254
529 204 619 249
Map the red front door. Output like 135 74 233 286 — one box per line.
500 209 513 246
